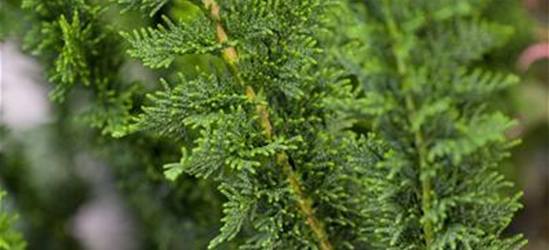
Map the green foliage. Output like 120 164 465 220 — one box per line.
116 0 170 16
122 16 222 69
0 0 25 39
4 0 528 249
91 132 227 250
0 190 26 250
333 0 527 249
123 0 379 249
0 124 90 250
21 0 133 136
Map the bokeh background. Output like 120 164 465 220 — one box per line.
0 0 547 249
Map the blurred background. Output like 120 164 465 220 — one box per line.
0 0 548 249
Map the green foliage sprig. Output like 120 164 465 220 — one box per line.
335 0 527 249
0 190 26 250
122 0 379 249
22 0 133 135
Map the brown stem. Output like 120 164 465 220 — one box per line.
201 1 333 249
203 0 238 64
277 153 334 250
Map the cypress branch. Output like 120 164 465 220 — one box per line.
333 0 527 248
379 1 435 243
199 2 332 248
124 0 377 248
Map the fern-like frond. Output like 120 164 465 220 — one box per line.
124 0 380 249
209 172 256 249
50 11 92 100
332 0 527 248
122 16 222 69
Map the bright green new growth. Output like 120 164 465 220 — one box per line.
335 0 526 249
0 190 26 250
122 0 378 249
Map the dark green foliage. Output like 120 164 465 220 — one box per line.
90 132 227 250
334 0 527 249
0 124 90 250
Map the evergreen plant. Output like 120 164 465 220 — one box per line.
332 0 527 249
121 0 379 249
0 0 528 249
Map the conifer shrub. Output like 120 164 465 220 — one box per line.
0 0 528 249
331 0 527 249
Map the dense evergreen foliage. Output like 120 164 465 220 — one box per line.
0 0 530 249
121 0 379 249
333 0 527 249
